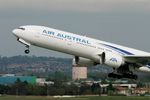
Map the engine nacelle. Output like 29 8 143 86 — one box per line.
73 56 97 67
101 52 125 68
137 66 150 73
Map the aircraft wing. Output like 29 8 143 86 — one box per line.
123 55 150 65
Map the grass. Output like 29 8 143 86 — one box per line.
0 95 150 100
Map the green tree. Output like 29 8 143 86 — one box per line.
0 85 10 94
64 84 78 95
91 83 101 95
80 83 92 95
107 82 115 96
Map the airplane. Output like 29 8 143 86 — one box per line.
12 25 150 80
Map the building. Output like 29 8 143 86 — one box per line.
72 67 87 80
135 88 150 94
36 78 54 86
100 84 137 95
0 75 36 85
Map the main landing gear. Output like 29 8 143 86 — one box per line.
108 64 138 80
108 72 138 80
24 45 30 54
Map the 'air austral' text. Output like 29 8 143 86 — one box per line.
43 29 91 44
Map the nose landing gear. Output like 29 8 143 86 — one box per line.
25 49 30 54
24 45 30 54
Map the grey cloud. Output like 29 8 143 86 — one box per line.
0 0 150 57
0 0 150 12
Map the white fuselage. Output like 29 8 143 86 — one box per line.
12 25 150 62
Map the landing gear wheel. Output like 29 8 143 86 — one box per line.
25 49 30 54
108 73 122 79
132 75 138 80
24 45 30 54
122 73 138 80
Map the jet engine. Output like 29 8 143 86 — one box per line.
73 56 98 67
100 52 125 68
137 66 150 73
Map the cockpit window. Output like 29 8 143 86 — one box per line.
18 27 25 30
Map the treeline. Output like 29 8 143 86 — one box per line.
0 71 147 96
0 79 103 95
0 55 72 76
0 55 71 66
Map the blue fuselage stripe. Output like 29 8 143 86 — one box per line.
101 44 134 55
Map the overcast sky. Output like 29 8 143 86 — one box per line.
0 0 150 57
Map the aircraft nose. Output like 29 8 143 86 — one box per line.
12 29 19 37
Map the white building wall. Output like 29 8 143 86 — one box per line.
72 67 87 80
